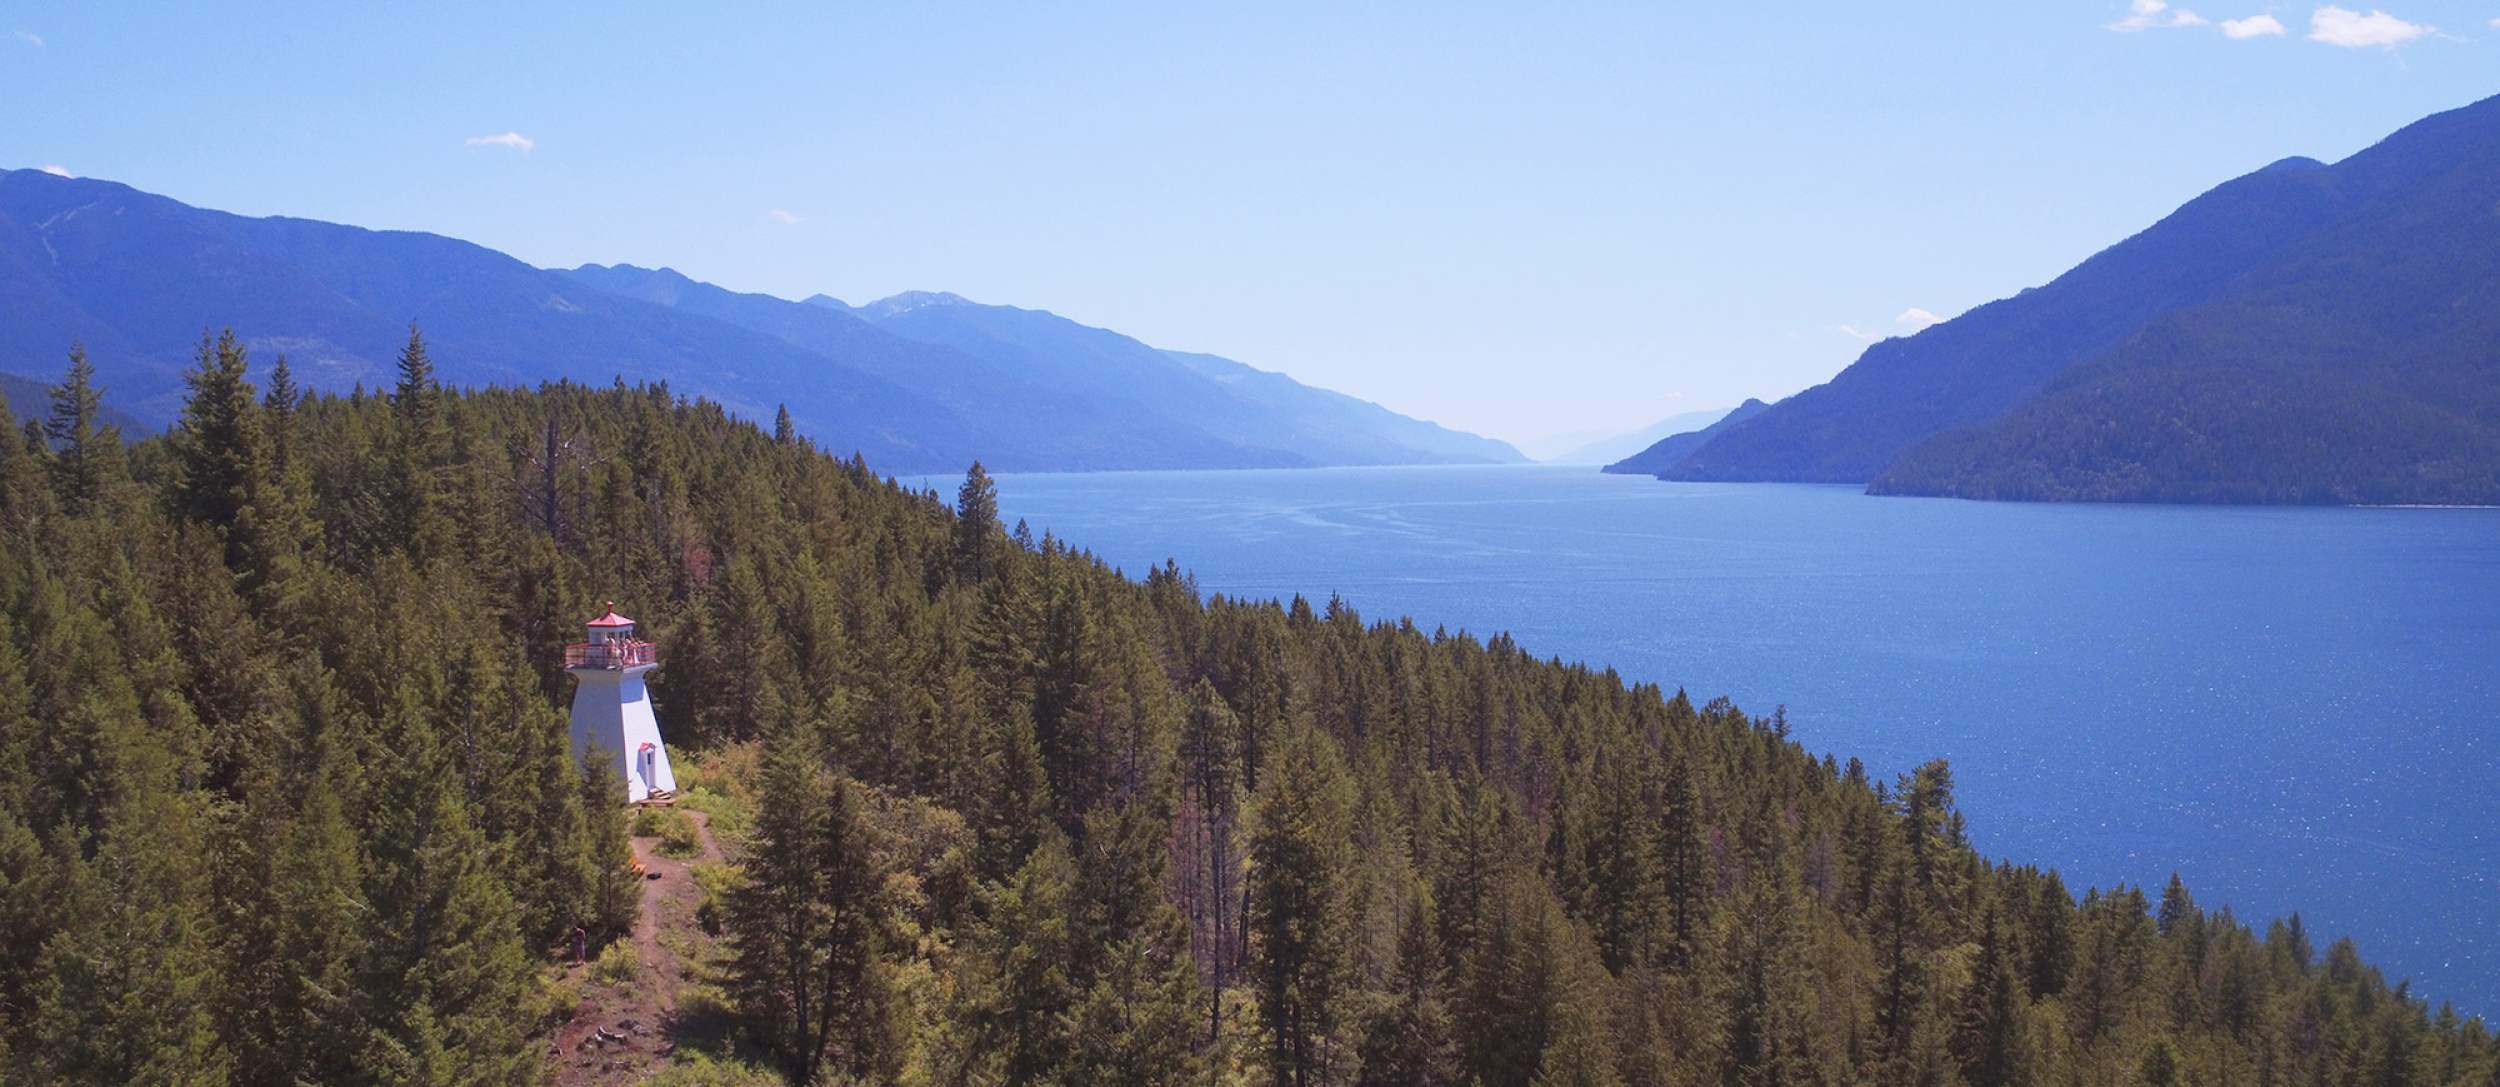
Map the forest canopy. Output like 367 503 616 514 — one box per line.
0 330 2485 1086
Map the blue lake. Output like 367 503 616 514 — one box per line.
904 464 2500 1013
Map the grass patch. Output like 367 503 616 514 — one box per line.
676 786 750 851
691 862 741 937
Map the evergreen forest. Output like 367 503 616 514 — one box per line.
0 329 2489 1086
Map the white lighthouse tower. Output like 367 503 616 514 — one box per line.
566 605 677 803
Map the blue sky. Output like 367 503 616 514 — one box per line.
2 2 2493 447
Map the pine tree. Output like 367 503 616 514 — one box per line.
356 685 538 1086
386 326 453 563
723 729 895 1085
1953 913 2035 1087
1455 872 1578 1087
947 835 1079 1084
1358 887 1457 1087
262 352 300 468
45 343 123 516
580 748 642 946
956 461 1003 584
1720 854 1815 1087
171 327 265 535
223 720 370 1086
1250 723 1358 1087
1181 677 1244 1039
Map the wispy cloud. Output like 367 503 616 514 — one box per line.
41 165 69 178
1837 325 1883 342
13 30 40 46
769 209 804 225
465 131 535 151
1895 308 1946 331
2111 0 2209 30
2220 14 2288 36
2307 6 2431 46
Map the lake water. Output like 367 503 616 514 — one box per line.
904 464 2500 1013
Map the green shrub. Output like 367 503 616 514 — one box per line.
591 939 639 986
639 1049 782 1087
629 805 669 838
631 805 706 859
690 862 741 936
676 786 751 851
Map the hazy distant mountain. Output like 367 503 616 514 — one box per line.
796 288 1526 467
1673 92 2500 504
0 168 1519 474
1601 400 1769 476
560 265 1283 471
1545 407 1734 466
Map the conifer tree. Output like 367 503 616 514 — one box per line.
222 718 370 1086
1358 887 1457 1087
355 686 538 1085
1953 913 2036 1087
386 326 453 563
723 728 896 1085
45 343 123 516
957 461 1002 584
262 352 300 468
172 327 265 535
1181 677 1244 1037
580 749 642 946
947 834 1079 1084
1250 723 1358 1087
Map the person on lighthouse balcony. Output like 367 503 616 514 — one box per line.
564 604 677 803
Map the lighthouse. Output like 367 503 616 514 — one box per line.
566 605 677 803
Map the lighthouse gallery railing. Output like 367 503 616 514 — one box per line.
564 640 657 670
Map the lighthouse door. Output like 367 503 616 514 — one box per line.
636 743 657 797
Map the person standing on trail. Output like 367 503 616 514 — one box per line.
572 924 588 966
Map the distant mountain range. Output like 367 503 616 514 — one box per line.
0 170 1521 475
1655 92 2500 505
1537 407 1733 466
1601 399 1768 476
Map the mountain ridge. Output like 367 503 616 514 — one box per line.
1871 98 2500 504
0 169 1520 474
1670 93 2500 494
1601 398 1770 476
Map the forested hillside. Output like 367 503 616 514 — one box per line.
1671 92 2500 500
1870 101 2500 504
1602 400 1768 477
0 332 2486 1086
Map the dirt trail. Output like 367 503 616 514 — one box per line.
548 808 723 1086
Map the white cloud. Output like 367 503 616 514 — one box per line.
769 209 803 224
1837 325 1883 342
2307 6 2431 46
2221 14 2288 36
1895 308 1946 330
2111 0 2209 30
465 131 535 151
2489 16 2499 26
13 30 40 46
41 165 69 178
